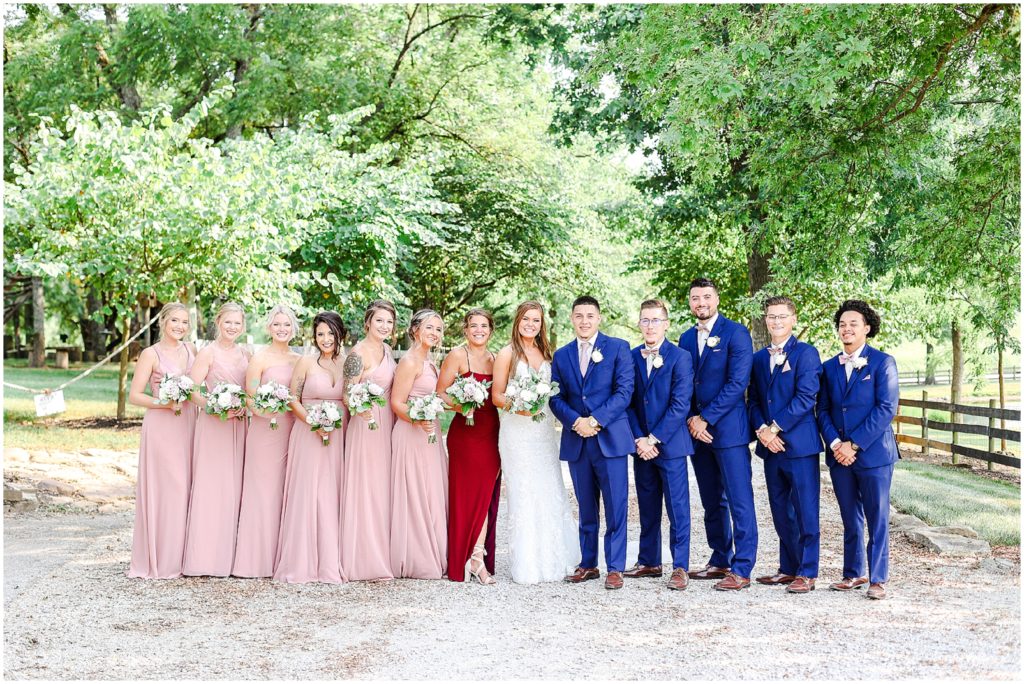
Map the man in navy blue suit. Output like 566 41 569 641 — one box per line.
748 296 823 595
550 296 635 590
817 299 899 600
678 278 757 591
624 298 694 590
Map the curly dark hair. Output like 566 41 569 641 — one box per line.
833 299 881 338
312 310 346 360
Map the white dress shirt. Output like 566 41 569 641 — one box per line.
696 312 719 356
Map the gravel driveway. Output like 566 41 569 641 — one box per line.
3 458 1019 679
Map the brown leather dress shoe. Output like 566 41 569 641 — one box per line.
713 572 751 591
786 576 815 594
666 568 689 591
866 583 887 600
623 564 663 578
605 571 624 590
564 567 600 583
756 573 797 585
829 576 868 591
688 565 730 580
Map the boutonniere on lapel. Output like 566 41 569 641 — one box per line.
851 356 868 370
652 355 664 369
772 353 787 368
706 336 721 349
591 349 604 364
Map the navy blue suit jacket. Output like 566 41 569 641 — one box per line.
748 336 824 459
678 314 753 448
550 332 635 461
817 344 900 470
625 340 694 460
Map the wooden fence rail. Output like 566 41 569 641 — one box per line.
897 366 1020 385
895 391 1021 470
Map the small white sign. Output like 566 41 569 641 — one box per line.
34 390 66 417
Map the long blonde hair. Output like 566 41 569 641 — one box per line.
510 300 552 371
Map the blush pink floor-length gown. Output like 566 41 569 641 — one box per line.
273 369 346 584
128 343 197 579
341 347 396 580
182 344 249 577
232 362 295 578
390 360 449 579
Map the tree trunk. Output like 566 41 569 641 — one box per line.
128 300 144 360
29 276 45 367
117 316 131 421
12 304 22 356
924 341 936 384
80 286 105 362
745 242 771 350
101 4 142 111
950 321 963 406
998 345 1006 450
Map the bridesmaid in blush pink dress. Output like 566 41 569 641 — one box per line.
127 302 198 579
273 311 347 584
341 299 398 581
183 303 250 577
232 304 302 578
390 309 449 579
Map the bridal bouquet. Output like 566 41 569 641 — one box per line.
157 374 194 415
503 370 559 423
347 380 387 430
305 400 344 446
201 382 247 421
445 376 492 426
252 381 295 430
407 393 447 444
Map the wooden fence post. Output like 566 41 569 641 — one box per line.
951 400 959 465
921 390 929 457
988 399 997 472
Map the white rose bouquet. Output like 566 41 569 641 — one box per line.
407 393 447 444
305 400 344 446
157 374 195 415
503 369 560 423
446 376 492 426
252 381 295 430
347 381 387 430
201 382 246 421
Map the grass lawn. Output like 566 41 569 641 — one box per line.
4 359 144 451
891 460 1021 546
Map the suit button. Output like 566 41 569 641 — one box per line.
768 400 773 404
842 408 847 412
583 395 587 401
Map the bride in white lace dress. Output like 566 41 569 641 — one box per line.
492 301 579 584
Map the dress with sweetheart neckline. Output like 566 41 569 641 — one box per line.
498 360 580 583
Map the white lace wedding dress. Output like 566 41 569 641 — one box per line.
498 360 580 584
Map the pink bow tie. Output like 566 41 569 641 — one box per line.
697 324 710 334
839 353 853 365
641 347 660 359
768 347 785 355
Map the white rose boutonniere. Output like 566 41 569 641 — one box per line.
852 356 868 370
652 355 664 369
591 349 604 363
706 336 721 349
772 353 787 367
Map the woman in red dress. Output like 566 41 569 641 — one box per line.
438 308 502 584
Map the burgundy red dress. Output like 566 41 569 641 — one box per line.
445 357 502 582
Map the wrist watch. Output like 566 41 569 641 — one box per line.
851 442 861 452
587 416 599 429
768 422 781 435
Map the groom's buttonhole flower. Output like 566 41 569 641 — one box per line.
852 356 868 370
591 349 604 363
706 336 721 348
652 356 664 369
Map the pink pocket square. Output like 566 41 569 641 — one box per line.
782 361 792 373
862 374 871 381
